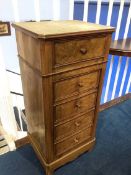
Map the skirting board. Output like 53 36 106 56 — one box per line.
15 136 30 148
99 93 131 112
15 93 131 148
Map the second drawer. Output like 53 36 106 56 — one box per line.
54 70 100 102
54 110 95 141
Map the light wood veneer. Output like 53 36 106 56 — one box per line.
13 20 115 175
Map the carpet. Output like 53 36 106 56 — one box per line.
0 99 131 175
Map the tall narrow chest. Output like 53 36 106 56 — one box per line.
13 20 114 175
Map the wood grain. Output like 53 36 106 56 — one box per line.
54 127 92 156
55 36 106 66
15 93 131 148
54 110 94 141
54 70 100 102
19 58 46 158
16 31 41 72
54 92 97 123
100 93 131 112
12 20 115 39
15 136 29 148
110 38 131 57
19 93 130 145
13 20 114 175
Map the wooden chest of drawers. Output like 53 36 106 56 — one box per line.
13 20 114 175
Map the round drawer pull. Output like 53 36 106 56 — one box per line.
74 138 79 143
78 82 83 87
75 102 81 108
75 121 80 127
80 48 87 54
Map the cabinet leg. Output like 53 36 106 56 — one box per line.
45 167 53 175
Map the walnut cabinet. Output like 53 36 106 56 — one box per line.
13 20 114 175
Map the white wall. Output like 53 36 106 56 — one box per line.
0 0 18 73
0 0 70 73
0 0 71 102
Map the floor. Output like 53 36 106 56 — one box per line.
0 99 131 175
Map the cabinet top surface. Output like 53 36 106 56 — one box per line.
12 20 115 39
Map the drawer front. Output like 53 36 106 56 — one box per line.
55 37 106 66
54 110 95 141
55 92 97 123
55 127 92 156
54 71 99 101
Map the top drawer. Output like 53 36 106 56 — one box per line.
54 36 106 66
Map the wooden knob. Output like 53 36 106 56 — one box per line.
75 121 80 127
78 82 83 87
74 138 79 143
75 102 81 108
80 48 87 54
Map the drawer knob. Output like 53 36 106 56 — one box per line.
80 48 87 54
74 138 79 143
75 102 81 109
78 82 83 87
75 121 80 127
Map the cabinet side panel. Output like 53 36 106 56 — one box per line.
16 30 41 72
19 59 46 158
42 77 54 163
103 34 112 61
40 41 55 163
91 34 112 138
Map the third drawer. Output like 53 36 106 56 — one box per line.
54 92 97 123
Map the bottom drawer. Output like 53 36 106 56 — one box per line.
55 127 92 156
